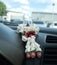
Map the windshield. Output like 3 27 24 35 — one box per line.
0 0 57 28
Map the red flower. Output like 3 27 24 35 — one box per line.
37 51 42 58
26 53 31 58
25 31 36 37
30 52 36 58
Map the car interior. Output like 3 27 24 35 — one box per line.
0 0 57 65
0 23 57 65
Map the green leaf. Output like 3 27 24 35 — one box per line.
0 1 6 16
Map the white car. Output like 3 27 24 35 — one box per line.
50 22 57 28
33 21 47 27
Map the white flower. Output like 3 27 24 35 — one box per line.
35 42 42 52
25 37 31 52
17 24 42 53
17 24 40 33
22 36 28 42
25 36 42 53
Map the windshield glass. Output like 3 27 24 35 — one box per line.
0 0 57 28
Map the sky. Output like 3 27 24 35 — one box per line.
1 0 57 15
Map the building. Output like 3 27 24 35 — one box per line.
6 11 24 22
32 12 57 23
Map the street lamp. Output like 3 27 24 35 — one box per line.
52 3 55 22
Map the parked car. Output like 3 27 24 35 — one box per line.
50 22 57 28
9 20 23 26
0 19 4 23
33 21 47 27
0 19 10 25
4 20 23 30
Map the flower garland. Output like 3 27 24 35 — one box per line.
17 24 42 58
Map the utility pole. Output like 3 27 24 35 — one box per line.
52 3 55 22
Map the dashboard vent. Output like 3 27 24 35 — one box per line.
43 47 57 65
46 35 57 43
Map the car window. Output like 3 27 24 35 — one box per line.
33 21 44 24
54 23 57 26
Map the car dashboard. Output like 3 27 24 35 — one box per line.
0 23 57 65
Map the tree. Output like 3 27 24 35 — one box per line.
0 1 6 17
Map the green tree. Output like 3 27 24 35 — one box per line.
0 1 6 17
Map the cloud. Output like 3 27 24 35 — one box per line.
50 0 57 4
44 5 57 13
32 0 57 13
42 0 57 13
20 5 31 10
36 0 57 6
9 8 22 12
14 0 29 5
36 0 57 4
8 7 31 15
1 0 57 13
36 0 49 4
37 0 47 3
37 3 57 13
6 4 12 9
